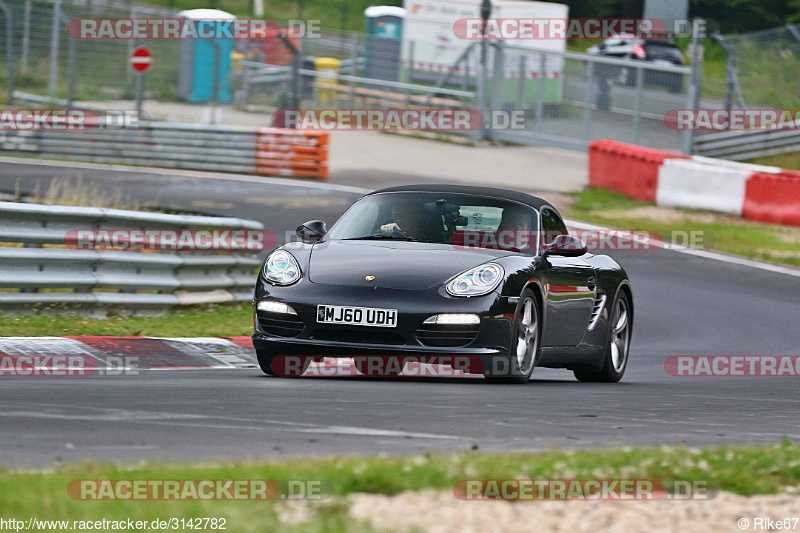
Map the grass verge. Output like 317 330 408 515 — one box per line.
746 152 800 172
0 302 253 337
0 442 797 531
566 188 800 267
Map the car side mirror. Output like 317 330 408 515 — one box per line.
544 234 587 257
296 220 327 243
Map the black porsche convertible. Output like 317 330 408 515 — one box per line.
252 185 633 383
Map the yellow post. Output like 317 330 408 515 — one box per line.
230 51 244 73
314 57 340 104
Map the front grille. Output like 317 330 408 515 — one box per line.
311 328 406 345
588 292 607 331
415 323 480 348
257 313 304 337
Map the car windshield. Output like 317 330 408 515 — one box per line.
326 192 538 251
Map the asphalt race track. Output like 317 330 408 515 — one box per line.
1 159 799 466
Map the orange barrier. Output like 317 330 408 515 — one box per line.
588 140 690 202
254 128 329 179
743 171 800 226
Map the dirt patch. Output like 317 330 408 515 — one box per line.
347 489 799 533
777 229 800 244
598 206 720 225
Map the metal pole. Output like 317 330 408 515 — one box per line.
682 19 704 154
515 55 525 109
278 31 301 117
582 60 594 141
242 62 251 106
631 66 644 143
126 6 135 83
724 54 734 115
295 37 303 111
136 74 144 117
477 0 492 140
348 32 357 108
66 23 76 108
536 54 545 121
0 0 13 105
211 41 220 106
478 37 488 141
22 0 31 74
48 0 61 99
489 40 505 139
407 40 415 84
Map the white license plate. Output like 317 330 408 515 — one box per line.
316 305 398 328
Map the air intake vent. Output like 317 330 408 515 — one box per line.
588 292 607 331
415 323 480 348
257 313 304 338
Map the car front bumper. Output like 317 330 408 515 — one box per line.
251 278 518 361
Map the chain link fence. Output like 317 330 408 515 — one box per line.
0 0 182 104
2 2 698 153
709 24 800 110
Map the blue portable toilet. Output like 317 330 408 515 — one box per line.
364 6 406 81
177 9 236 104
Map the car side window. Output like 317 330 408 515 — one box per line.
540 208 567 245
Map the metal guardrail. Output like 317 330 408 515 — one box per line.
0 121 329 178
0 201 264 316
0 122 259 174
693 127 800 161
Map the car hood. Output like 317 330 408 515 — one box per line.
308 240 515 290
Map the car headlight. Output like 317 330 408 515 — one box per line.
446 263 504 297
263 250 301 286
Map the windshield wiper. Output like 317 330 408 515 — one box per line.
341 236 429 243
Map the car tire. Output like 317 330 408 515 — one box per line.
484 289 540 384
574 289 631 383
256 350 310 377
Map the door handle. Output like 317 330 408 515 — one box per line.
587 276 597 290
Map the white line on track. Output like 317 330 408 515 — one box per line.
565 218 800 279
0 403 464 440
0 156 370 195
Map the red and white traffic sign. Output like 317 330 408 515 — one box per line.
129 46 152 73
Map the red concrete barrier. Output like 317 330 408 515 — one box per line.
743 172 800 226
588 140 690 202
